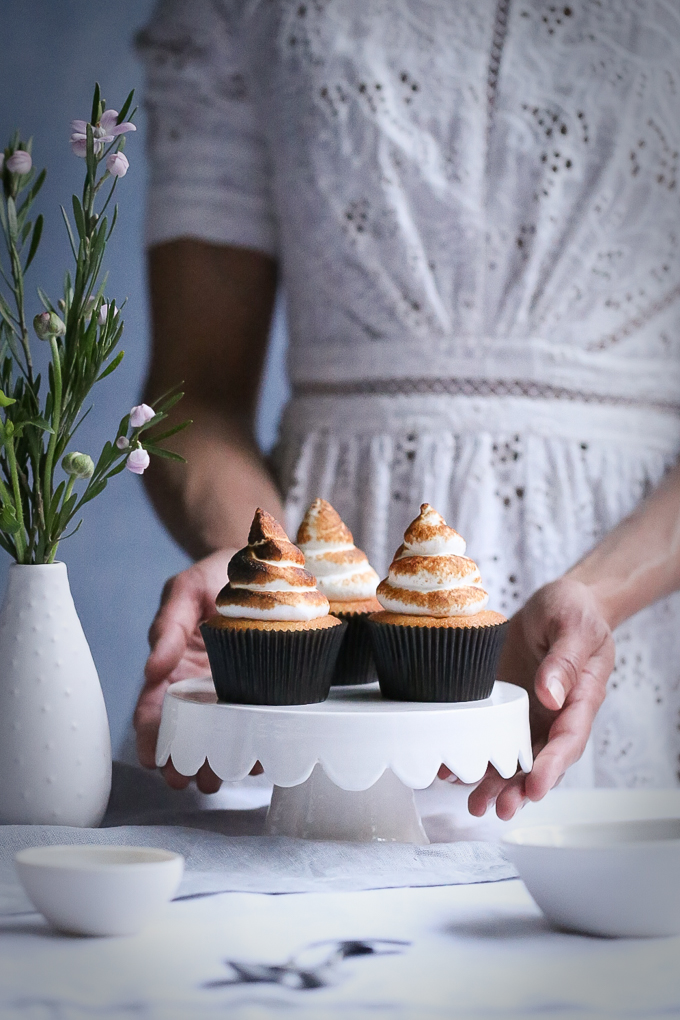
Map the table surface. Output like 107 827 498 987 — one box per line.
2 781 680 1018
1 880 678 1019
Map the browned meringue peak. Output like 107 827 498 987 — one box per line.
399 503 467 558
216 508 329 621
377 503 489 617
296 498 380 601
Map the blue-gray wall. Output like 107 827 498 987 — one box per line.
0 0 289 753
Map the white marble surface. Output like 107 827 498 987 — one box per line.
1 881 678 1018
2 777 680 1017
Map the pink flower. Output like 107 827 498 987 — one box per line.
126 447 150 475
130 403 155 428
6 151 32 174
106 151 129 178
70 109 136 158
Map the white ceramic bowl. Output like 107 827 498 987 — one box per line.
15 845 184 936
503 818 680 937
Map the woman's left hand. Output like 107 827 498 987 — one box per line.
440 577 616 819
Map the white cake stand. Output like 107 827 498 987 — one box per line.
156 679 533 844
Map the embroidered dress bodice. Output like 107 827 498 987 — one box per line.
140 0 680 789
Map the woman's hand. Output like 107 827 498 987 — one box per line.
442 577 616 820
134 549 233 793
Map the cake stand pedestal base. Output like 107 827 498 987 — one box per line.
266 764 428 843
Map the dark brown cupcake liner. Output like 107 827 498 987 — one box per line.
330 611 378 686
200 620 347 705
367 618 508 702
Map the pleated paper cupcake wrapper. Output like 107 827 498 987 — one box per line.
331 611 378 686
367 619 509 702
200 620 347 705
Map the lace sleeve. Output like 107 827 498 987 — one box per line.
137 0 278 256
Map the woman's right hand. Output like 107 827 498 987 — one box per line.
134 549 234 793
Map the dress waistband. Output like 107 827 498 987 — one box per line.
292 375 680 414
288 338 680 408
281 389 680 454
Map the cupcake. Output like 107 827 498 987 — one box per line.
297 498 381 685
200 508 346 705
367 504 507 702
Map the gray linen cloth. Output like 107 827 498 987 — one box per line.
0 763 516 915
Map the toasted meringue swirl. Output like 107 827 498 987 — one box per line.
297 498 380 601
377 504 489 616
216 508 329 621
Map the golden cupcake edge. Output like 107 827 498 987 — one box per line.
368 609 507 629
204 613 343 633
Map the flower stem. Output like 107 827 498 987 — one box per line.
5 433 26 562
43 335 63 540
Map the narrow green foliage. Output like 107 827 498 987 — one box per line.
0 84 188 563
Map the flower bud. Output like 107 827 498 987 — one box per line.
98 303 108 326
115 436 130 450
129 403 155 428
33 311 66 340
62 452 94 479
6 150 32 174
126 447 150 475
106 151 129 178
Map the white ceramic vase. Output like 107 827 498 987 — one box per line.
0 562 111 826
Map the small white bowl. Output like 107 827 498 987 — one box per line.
15 845 184 937
503 818 680 938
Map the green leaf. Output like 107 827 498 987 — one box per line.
91 83 101 126
6 197 18 241
106 203 119 242
85 124 96 181
116 413 131 437
0 390 16 408
24 213 43 272
60 206 77 260
2 325 23 367
95 350 124 383
145 419 191 444
0 503 21 534
150 382 184 408
106 459 128 478
20 219 32 246
60 518 83 542
18 168 46 216
44 479 65 533
137 412 166 433
155 391 184 416
0 294 17 332
79 478 107 506
143 444 186 463
57 492 78 531
117 89 135 124
37 287 55 313
72 195 86 240
17 416 53 433
93 440 114 476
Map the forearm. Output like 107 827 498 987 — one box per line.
143 405 282 559
141 239 281 559
568 459 680 629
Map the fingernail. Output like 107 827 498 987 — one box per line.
546 675 565 708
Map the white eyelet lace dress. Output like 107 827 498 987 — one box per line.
139 0 680 788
